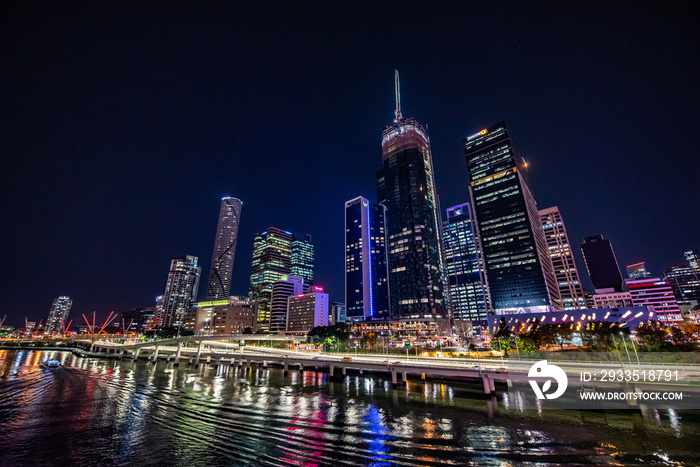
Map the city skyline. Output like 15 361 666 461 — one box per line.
3 2 699 327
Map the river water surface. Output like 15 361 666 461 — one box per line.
0 349 698 466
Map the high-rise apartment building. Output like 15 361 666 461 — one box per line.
539 206 586 310
464 122 561 314
442 202 488 323
626 262 651 280
376 71 446 319
581 235 624 292
345 196 391 321
161 255 201 328
627 278 682 323
47 296 72 333
206 197 242 299
269 275 308 333
248 228 313 330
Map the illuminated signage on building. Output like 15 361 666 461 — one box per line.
466 129 488 141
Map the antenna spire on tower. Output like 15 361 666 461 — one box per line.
394 69 402 122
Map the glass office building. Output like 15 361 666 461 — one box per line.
464 122 560 314
248 227 313 330
442 202 488 324
345 196 390 320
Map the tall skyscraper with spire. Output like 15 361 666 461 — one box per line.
464 122 561 314
207 197 242 299
376 71 447 320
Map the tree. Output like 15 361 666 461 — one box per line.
635 322 667 351
454 320 473 345
307 323 350 350
580 321 623 351
492 318 513 355
535 323 573 350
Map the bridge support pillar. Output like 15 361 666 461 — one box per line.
263 361 267 368
359 368 363 375
283 362 289 376
119 350 124 360
402 372 407 383
391 369 398 387
151 345 159 362
133 348 141 360
329 364 334 377
174 341 183 366
195 340 203 365
482 374 493 395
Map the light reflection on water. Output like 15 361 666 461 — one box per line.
0 349 698 466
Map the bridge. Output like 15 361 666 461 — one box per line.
80 335 700 397
85 335 508 394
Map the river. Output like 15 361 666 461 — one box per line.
0 349 698 466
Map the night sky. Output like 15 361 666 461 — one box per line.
2 2 698 328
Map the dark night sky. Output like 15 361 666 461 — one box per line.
2 2 698 328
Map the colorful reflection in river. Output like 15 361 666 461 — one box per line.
0 349 698 466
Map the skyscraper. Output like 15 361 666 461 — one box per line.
581 235 624 292
206 197 242 299
248 227 313 330
269 275 308 333
291 233 314 284
47 296 72 333
664 250 700 306
345 196 391 320
442 202 488 323
376 71 446 319
161 255 201 328
539 206 586 310
464 122 561 314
